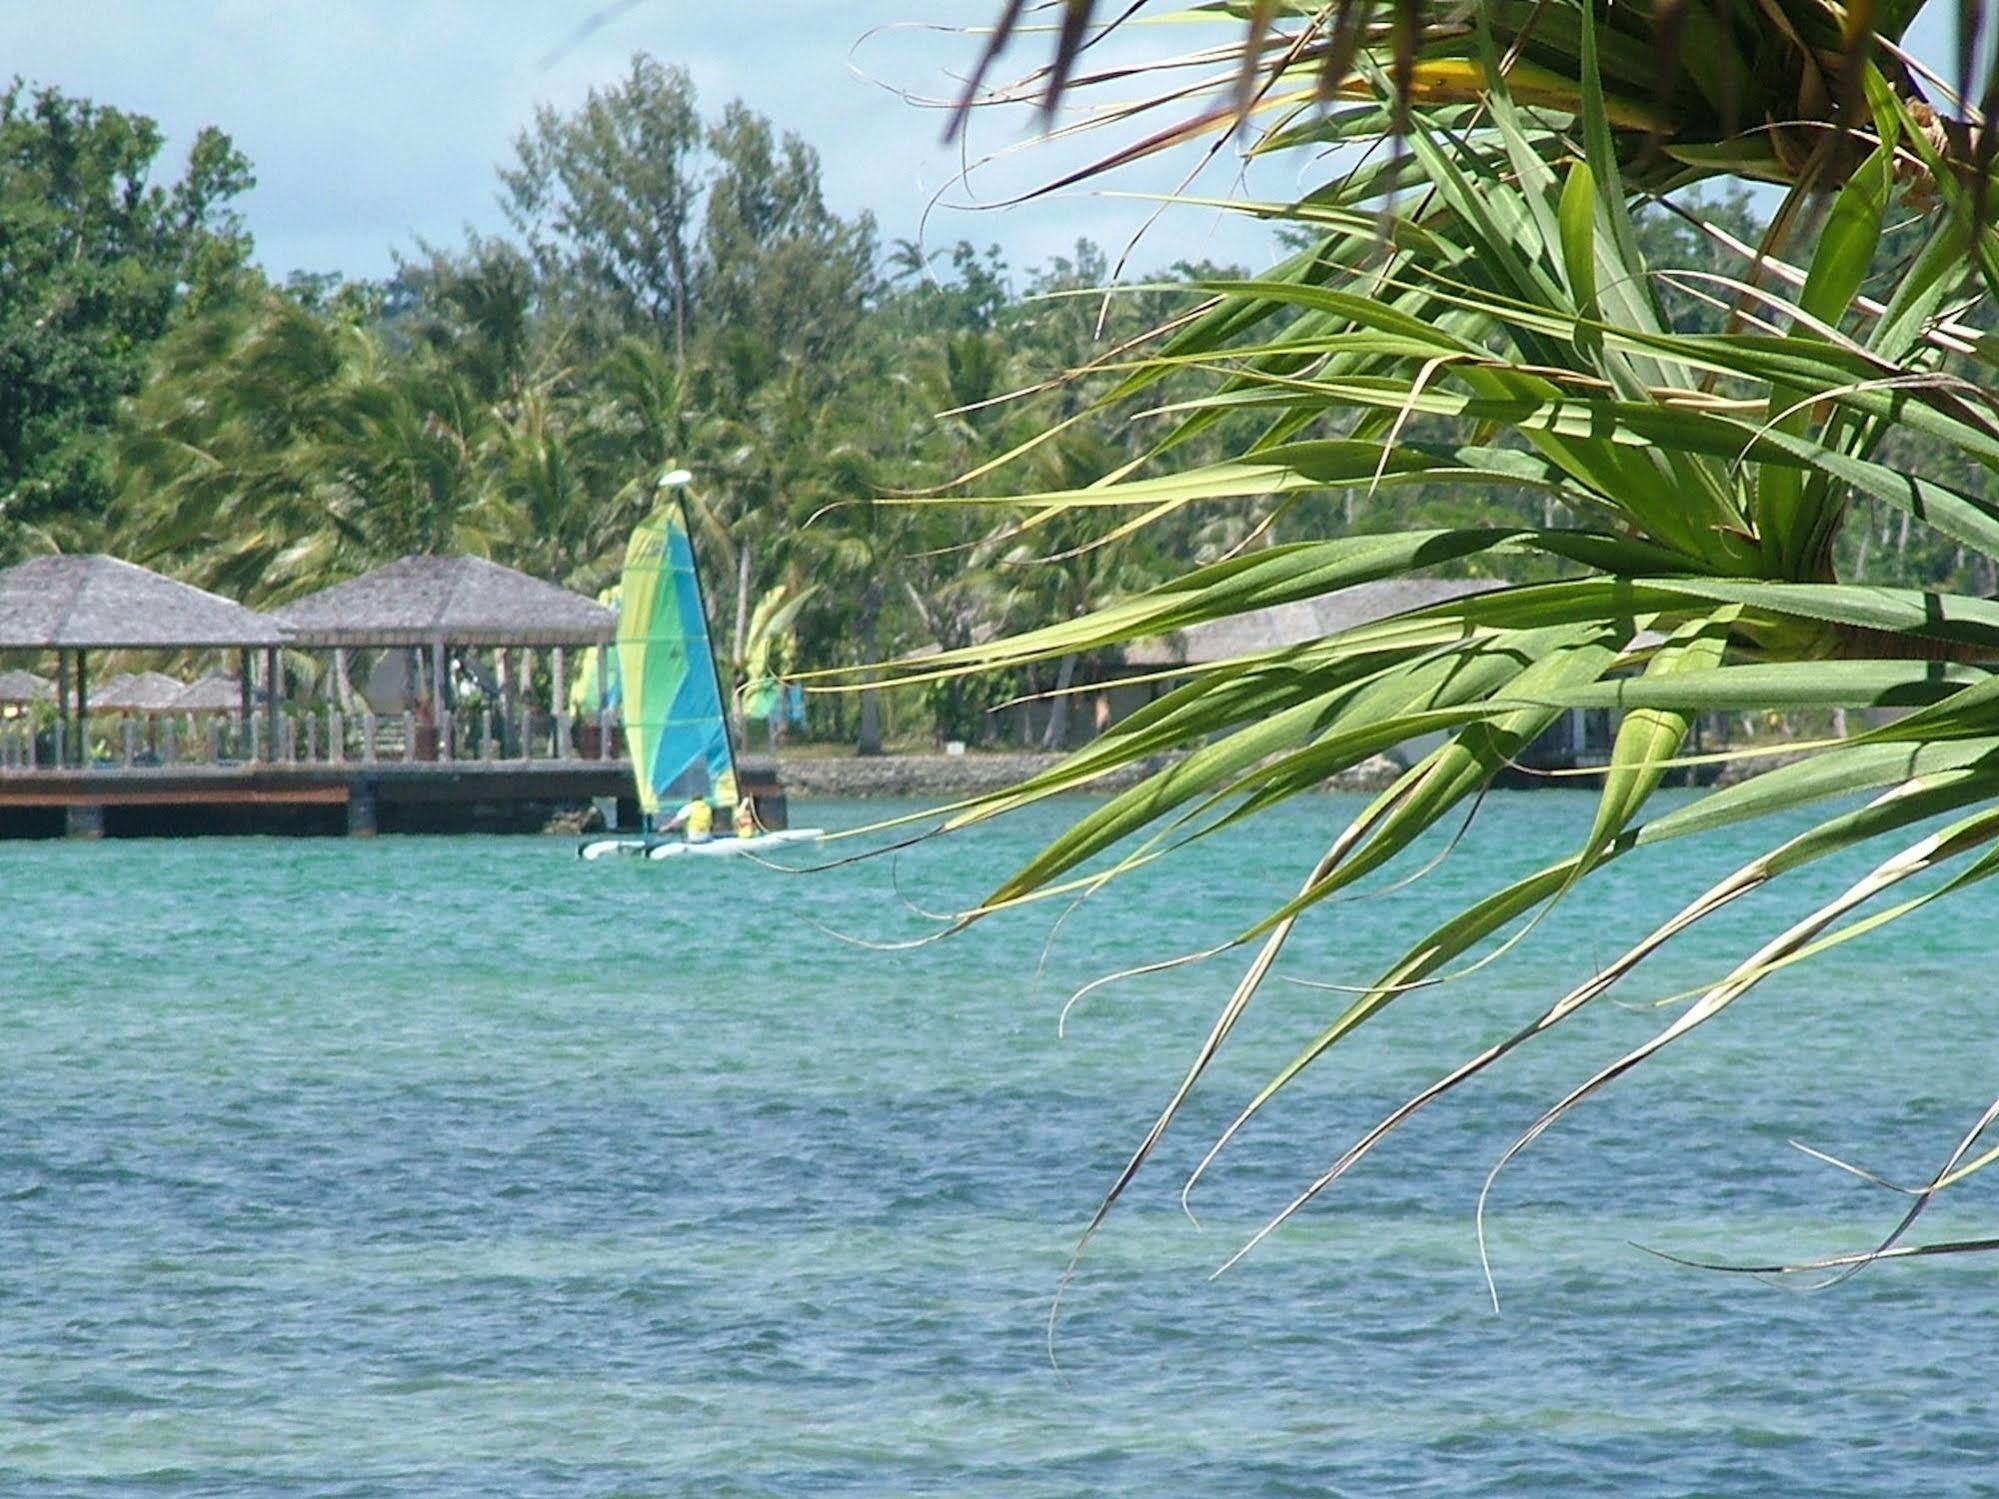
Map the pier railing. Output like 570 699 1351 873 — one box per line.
0 705 628 771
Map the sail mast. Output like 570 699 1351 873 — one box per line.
676 490 741 791
614 474 737 825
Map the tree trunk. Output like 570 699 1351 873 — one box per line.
331 647 355 715
731 541 753 740
669 227 691 368
857 688 883 757
856 578 883 757
1040 653 1079 750
504 648 523 759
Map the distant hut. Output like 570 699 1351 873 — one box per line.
0 555 283 765
987 583 1512 750
92 671 191 714
172 674 244 715
1123 578 1506 671
270 555 616 759
0 670 52 749
88 671 191 763
0 669 53 708
1119 576 1650 773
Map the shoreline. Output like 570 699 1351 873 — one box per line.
773 750 1403 800
774 745 1772 800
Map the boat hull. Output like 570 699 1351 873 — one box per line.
578 828 823 861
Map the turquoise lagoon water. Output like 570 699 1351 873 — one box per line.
4 792 1997 1495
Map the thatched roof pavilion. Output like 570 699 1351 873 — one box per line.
92 671 191 714
0 555 281 764
269 555 614 647
0 554 282 650
0 669 52 705
269 556 618 760
1124 578 1505 667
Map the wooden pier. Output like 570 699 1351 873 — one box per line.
0 758 786 840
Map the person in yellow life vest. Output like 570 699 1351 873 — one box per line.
733 796 757 840
663 796 714 843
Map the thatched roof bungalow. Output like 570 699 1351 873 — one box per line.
270 556 618 757
92 671 192 714
269 555 615 648
0 669 52 705
173 674 245 714
0 555 283 764
0 554 282 650
1124 578 1505 668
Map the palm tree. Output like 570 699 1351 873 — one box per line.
114 291 363 603
870 1 1999 1279
327 356 508 561
960 1 1994 212
485 385 609 588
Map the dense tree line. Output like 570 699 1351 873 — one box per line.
3 57 1988 750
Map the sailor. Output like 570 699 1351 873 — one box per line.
664 796 714 843
733 796 757 840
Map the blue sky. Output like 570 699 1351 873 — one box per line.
11 2 1967 289
10 2 1292 286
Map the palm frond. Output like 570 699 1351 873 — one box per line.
905 15 1999 1284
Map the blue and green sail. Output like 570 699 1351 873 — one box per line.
617 503 737 821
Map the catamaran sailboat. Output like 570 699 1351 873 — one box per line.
579 473 822 862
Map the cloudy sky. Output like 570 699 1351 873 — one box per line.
12 2 1297 285
13 3 1967 289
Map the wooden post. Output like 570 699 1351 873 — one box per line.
362 711 378 763
55 652 69 767
263 646 279 763
595 642 611 759
330 710 345 764
347 777 378 837
402 709 415 763
238 648 252 756
524 647 536 758
553 645 570 760
496 647 512 759
75 650 89 766
122 719 136 766
502 647 521 760
432 639 453 762
521 646 537 758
